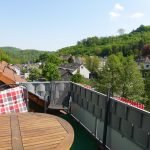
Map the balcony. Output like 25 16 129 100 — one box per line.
19 81 150 150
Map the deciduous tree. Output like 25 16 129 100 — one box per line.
29 68 41 81
120 56 144 99
97 54 122 96
71 73 84 83
117 28 125 35
145 71 150 98
42 63 60 81
144 72 150 110
97 54 144 101
85 56 100 73
47 54 61 65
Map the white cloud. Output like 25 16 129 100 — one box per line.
130 12 144 18
109 11 120 18
114 3 124 11
109 3 124 20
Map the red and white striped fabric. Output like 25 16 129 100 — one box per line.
0 86 28 114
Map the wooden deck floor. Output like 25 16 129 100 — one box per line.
0 113 74 150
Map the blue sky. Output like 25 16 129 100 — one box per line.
0 0 149 51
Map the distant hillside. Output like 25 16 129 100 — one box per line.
0 47 48 64
58 25 150 58
1 25 150 64
131 25 150 33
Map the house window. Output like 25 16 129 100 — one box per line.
146 65 149 68
81 66 83 69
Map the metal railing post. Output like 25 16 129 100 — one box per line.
102 88 111 148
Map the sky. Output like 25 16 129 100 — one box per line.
0 0 150 51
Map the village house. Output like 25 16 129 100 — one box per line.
143 57 150 70
0 61 26 84
59 63 90 80
137 56 150 78
0 61 46 112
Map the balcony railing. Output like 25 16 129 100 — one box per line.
21 81 150 150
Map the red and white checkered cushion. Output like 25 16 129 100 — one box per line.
0 86 28 114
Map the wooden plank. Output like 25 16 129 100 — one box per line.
24 143 57 150
0 114 11 150
55 117 74 150
0 147 12 150
11 114 23 150
28 92 45 107
19 121 60 127
23 137 64 146
21 130 65 136
0 113 74 150
22 133 65 141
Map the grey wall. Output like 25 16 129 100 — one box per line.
20 81 70 107
70 82 150 150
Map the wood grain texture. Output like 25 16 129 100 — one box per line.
0 113 74 150
11 114 24 150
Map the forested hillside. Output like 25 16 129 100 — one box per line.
1 25 150 64
0 47 47 64
58 25 150 57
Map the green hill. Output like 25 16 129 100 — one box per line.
1 25 150 64
58 25 150 58
131 25 150 33
0 47 47 64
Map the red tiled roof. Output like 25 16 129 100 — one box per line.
144 57 150 64
0 61 26 84
0 61 45 109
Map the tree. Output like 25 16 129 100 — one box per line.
85 56 100 73
142 44 150 56
29 68 41 81
39 52 50 63
57 25 150 58
47 54 61 65
117 28 125 35
97 54 144 101
71 73 84 83
144 71 150 110
97 54 122 96
145 71 150 98
42 63 60 81
21 67 28 74
0 49 10 62
132 25 150 33
120 56 144 99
